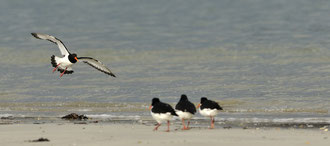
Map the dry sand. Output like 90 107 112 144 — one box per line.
0 123 329 146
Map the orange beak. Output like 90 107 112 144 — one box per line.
197 104 201 109
149 105 152 110
74 57 79 62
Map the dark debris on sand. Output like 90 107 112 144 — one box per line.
61 113 88 120
28 137 50 142
1 116 14 120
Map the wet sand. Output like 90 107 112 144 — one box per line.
0 123 329 146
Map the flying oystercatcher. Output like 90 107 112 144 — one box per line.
149 98 177 132
31 33 116 78
175 94 196 130
197 97 223 129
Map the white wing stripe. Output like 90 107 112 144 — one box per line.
31 33 70 56
78 57 116 77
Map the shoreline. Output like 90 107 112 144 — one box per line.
1 115 330 129
0 123 329 146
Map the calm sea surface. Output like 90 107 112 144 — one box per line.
0 0 329 124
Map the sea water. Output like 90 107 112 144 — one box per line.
0 0 329 126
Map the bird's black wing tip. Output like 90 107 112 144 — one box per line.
109 73 116 77
218 106 224 110
31 33 40 39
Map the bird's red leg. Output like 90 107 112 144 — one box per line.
187 120 191 129
52 63 61 73
210 116 215 129
60 67 67 77
181 119 186 130
165 121 170 132
153 123 161 131
181 119 188 130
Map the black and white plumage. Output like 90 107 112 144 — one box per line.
31 33 116 77
197 97 223 129
175 94 196 130
149 98 177 132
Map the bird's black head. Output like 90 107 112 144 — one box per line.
151 98 160 106
200 97 208 104
180 94 188 101
68 53 78 63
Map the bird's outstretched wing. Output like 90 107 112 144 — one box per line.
77 57 116 77
31 33 70 56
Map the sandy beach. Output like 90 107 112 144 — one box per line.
0 123 328 146
2 0 330 146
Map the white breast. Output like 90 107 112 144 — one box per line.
175 110 194 120
56 55 74 69
151 112 173 124
199 108 219 117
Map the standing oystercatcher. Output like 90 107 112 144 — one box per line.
197 97 223 129
175 94 196 130
149 98 177 132
31 33 116 78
